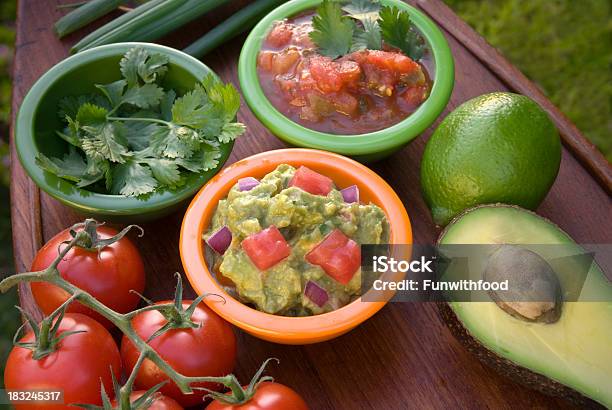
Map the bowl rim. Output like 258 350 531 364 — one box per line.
179 148 413 343
15 42 232 216
238 0 454 156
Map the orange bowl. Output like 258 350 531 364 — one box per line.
179 149 412 344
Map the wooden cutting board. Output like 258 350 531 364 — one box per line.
9 1 611 409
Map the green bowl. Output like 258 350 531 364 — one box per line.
15 42 233 222
239 0 454 162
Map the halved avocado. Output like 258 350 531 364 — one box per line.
437 204 612 408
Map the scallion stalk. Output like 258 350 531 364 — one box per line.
71 0 176 53
73 0 231 53
184 0 285 58
55 0 127 38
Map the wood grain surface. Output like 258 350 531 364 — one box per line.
8 1 611 409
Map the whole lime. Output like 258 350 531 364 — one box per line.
421 92 561 226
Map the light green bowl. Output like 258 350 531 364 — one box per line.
238 0 454 162
15 42 233 222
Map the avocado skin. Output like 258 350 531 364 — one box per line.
436 204 607 408
437 301 603 409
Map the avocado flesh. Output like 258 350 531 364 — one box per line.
439 205 612 407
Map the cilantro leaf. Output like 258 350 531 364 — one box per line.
148 125 198 159
218 122 246 144
379 6 425 60
56 116 81 147
120 47 148 87
81 156 110 188
310 0 355 59
124 122 163 151
81 122 130 163
35 149 87 183
138 52 169 84
342 0 380 22
146 158 183 188
160 89 176 121
110 161 158 196
121 84 164 109
58 94 108 119
171 84 224 136
202 75 241 122
36 148 108 188
76 103 108 126
96 80 126 108
121 47 169 87
352 17 382 51
176 142 221 173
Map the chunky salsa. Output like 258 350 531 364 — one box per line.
257 12 432 134
204 164 390 316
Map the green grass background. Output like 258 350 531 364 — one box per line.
0 0 610 401
444 0 612 161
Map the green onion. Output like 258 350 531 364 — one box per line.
124 0 231 44
55 0 127 38
71 0 175 53
184 0 285 58
73 0 231 54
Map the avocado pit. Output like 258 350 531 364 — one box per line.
484 245 563 323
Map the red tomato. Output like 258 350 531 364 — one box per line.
4 313 122 410
111 391 183 410
266 23 293 48
353 50 419 74
205 382 308 410
288 166 333 196
306 229 361 284
242 226 291 271
30 225 145 328
120 300 236 407
309 56 361 93
400 85 428 108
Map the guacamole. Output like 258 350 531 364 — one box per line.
204 164 389 316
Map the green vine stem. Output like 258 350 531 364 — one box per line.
0 221 270 402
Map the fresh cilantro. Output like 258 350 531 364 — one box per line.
309 1 425 60
219 122 247 144
379 5 425 60
120 47 169 87
352 17 382 51
110 160 158 197
80 122 130 163
58 94 108 119
310 0 355 59
36 147 108 188
146 158 183 188
342 0 380 22
37 47 246 197
120 83 164 109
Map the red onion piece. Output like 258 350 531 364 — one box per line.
206 226 232 255
341 185 359 203
304 280 329 307
238 177 260 191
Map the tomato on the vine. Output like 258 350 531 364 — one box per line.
4 313 122 410
30 224 145 328
121 300 237 407
205 382 309 410
111 391 184 410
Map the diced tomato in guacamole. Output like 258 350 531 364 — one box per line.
289 166 333 196
242 226 291 270
204 164 390 316
306 229 361 285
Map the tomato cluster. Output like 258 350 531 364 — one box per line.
4 223 307 410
